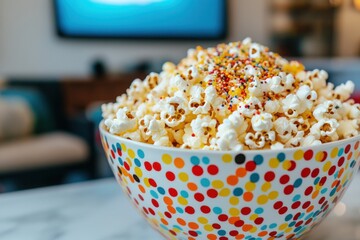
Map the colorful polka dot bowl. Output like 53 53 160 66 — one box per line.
100 124 360 240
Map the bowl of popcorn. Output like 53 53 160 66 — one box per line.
100 38 360 240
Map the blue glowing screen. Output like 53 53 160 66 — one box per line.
55 0 226 38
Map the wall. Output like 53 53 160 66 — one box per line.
0 0 270 77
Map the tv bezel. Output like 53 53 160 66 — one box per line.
53 0 228 40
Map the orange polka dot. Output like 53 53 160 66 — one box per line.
207 234 217 240
243 192 254 202
138 184 146 193
236 234 245 239
174 157 185 168
338 168 344 178
227 175 239 186
307 205 314 213
258 231 268 237
177 218 186 226
188 222 199 230
164 196 173 205
161 218 168 225
128 174 134 183
188 237 196 240
167 205 176 214
242 224 253 232
187 182 198 191
312 190 319 199
236 167 247 178
228 216 240 224
347 152 353 160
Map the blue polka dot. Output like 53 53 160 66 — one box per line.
292 194 301 202
250 173 260 183
200 178 210 187
218 230 226 236
269 223 277 229
150 190 158 199
118 157 123 165
277 153 286 162
191 156 200 165
330 188 337 197
338 148 344 157
255 207 264 214
294 226 303 233
173 225 183 231
180 191 189 198
314 177 320 185
350 160 356 168
321 188 328 194
116 143 121 150
254 155 264 165
134 158 141 167
176 207 184 214
294 178 302 188
202 156 210 164
261 225 267 230
111 144 116 152
137 149 145 159
157 187 165 195
233 187 243 196
305 212 313 220
285 214 293 221
288 221 296 227
213 207 222 214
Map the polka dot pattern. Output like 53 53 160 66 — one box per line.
101 131 360 240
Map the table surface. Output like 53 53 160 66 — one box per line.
0 175 360 240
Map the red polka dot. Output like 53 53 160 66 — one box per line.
319 177 327 186
241 207 251 215
318 197 326 204
245 161 256 171
148 178 157 187
207 165 219 175
117 148 122 156
284 185 294 195
264 171 275 182
192 166 204 176
152 162 162 171
278 206 288 215
212 223 221 229
301 168 311 178
144 161 152 171
218 214 228 222
148 208 155 215
338 157 345 167
166 171 175 181
288 161 297 171
269 231 278 237
304 150 313 160
111 150 115 159
235 220 244 227
345 144 351 154
254 217 264 225
164 211 172 218
280 175 290 184
185 206 195 214
294 212 301 220
305 218 313 225
295 220 303 227
328 166 336 176
168 188 178 197
142 207 149 215
311 168 319 178
274 201 283 210
201 205 211 214
124 161 130 171
151 199 159 208
229 230 239 236
189 230 198 237
291 201 301 209
169 230 176 236
304 186 313 196
219 237 228 240
194 193 205 202
302 201 311 209
207 189 218 198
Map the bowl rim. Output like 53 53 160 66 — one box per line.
99 120 360 154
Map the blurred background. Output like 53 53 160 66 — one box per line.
0 0 359 193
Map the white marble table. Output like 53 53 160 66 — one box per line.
0 175 360 240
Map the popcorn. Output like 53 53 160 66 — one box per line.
103 38 359 150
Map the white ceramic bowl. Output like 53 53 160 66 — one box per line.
100 122 360 240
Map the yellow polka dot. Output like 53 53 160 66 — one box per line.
198 217 208 224
293 150 304 160
126 158 132 167
222 154 232 163
162 154 172 164
128 149 135 159
250 214 258 221
173 228 181 233
134 167 143 178
121 143 127 151
178 172 189 182
269 158 280 168
229 208 240 216
257 195 268 205
268 191 279 200
212 180 224 189
219 188 231 197
250 226 257 233
323 161 332 172
229 196 239 205
143 178 150 187
157 211 164 218
279 223 288 231
204 224 213 232
177 196 188 205
315 151 325 162
245 182 256 191
261 182 271 192
282 160 291 170
331 147 339 158
285 227 292 233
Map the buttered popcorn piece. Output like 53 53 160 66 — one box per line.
103 38 359 150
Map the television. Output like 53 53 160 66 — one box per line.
54 0 227 39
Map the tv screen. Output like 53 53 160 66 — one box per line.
54 0 227 39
